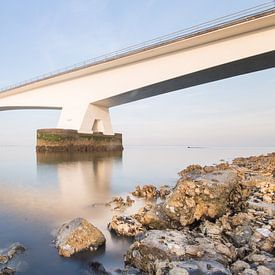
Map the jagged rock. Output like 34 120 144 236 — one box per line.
134 203 178 230
250 227 275 253
228 225 253 248
0 267 15 275
0 243 26 265
199 220 223 240
163 166 240 226
88 261 110 275
245 253 274 265
54 217 106 257
108 215 144 237
125 230 236 273
122 267 145 274
132 185 158 199
241 268 257 275
159 185 172 200
155 259 231 275
107 196 135 211
257 265 274 275
230 260 250 274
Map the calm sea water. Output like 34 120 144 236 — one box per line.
0 145 274 274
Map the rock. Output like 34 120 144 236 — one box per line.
122 266 145 274
0 267 15 275
155 259 231 275
125 230 236 273
132 185 159 199
231 212 253 226
257 265 274 275
241 269 257 275
88 261 110 275
108 215 144 237
228 225 253 248
108 196 135 211
163 167 240 226
159 185 172 200
0 257 8 265
246 253 273 265
230 260 250 274
0 243 26 265
134 204 178 230
200 220 223 240
250 227 275 253
54 217 106 257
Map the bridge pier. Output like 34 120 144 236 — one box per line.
37 104 121 152
57 104 113 135
36 129 123 153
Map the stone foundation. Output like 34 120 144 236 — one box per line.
36 129 123 153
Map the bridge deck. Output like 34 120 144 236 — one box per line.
0 1 274 94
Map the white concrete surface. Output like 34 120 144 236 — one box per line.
0 12 274 135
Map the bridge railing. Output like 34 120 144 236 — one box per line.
1 1 274 93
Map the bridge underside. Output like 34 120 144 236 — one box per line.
95 51 275 107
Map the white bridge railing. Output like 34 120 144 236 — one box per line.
1 1 274 93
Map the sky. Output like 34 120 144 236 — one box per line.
0 0 274 146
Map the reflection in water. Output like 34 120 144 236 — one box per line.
37 151 122 212
0 151 122 221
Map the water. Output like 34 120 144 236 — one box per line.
0 145 274 274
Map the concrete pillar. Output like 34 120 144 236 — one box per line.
58 103 113 135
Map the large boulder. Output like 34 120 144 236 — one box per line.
54 217 106 257
125 229 236 273
162 165 240 226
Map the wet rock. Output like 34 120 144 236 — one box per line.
199 220 223 240
0 257 8 265
159 185 172 200
54 217 106 257
155 259 231 275
228 225 253 248
88 261 110 275
250 227 275 253
122 266 145 274
108 196 135 211
257 265 274 275
0 267 15 275
125 229 236 273
0 243 26 265
132 185 159 200
108 215 144 237
134 204 178 230
163 167 240 226
230 260 250 274
245 253 274 265
231 212 253 227
241 268 257 275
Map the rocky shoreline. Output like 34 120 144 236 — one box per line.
1 152 274 274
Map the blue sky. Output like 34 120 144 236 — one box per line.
0 0 274 146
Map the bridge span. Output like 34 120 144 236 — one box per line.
0 3 274 135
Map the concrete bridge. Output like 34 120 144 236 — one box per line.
0 3 274 136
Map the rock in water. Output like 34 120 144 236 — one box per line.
108 215 144 237
125 229 236 273
163 166 239 226
0 242 26 265
54 217 106 257
0 267 16 275
88 261 110 275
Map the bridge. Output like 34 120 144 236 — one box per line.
0 2 274 136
